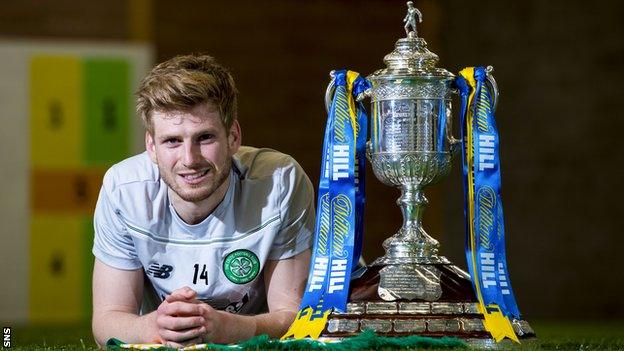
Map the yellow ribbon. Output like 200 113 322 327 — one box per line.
281 303 332 340
282 71 361 340
460 67 518 343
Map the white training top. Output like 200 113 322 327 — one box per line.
92 146 315 314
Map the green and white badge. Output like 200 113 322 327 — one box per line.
223 249 260 284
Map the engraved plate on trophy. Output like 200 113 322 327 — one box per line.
393 319 426 333
366 302 398 315
398 302 431 315
327 319 360 333
463 302 480 314
378 264 442 301
461 318 486 332
431 302 464 315
332 302 365 316
360 319 393 333
427 319 461 333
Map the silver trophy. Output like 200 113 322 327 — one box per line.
320 3 534 347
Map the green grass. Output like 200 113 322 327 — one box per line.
5 320 624 350
9 323 96 350
530 321 624 351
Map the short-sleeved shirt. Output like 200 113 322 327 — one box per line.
93 146 315 314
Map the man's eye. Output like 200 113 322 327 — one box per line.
198 134 215 142
164 138 180 145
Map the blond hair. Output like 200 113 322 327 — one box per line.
136 54 238 134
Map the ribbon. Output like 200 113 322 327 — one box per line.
456 67 521 343
282 70 369 340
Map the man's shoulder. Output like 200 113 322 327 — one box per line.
102 152 159 193
234 146 303 180
232 147 314 237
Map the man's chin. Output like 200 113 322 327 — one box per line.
174 187 214 203
164 166 230 204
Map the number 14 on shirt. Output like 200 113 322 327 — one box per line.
193 264 208 285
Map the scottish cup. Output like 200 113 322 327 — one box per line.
319 3 535 348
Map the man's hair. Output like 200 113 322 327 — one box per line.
136 54 238 134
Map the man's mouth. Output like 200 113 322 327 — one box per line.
179 169 210 184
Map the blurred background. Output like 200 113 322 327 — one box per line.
0 0 622 328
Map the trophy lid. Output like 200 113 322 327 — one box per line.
369 2 453 81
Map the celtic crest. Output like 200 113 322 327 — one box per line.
223 249 260 284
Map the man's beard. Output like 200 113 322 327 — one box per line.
160 157 232 203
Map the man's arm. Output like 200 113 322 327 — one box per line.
92 258 159 346
244 248 311 337
170 249 310 345
93 250 311 347
93 259 207 347
94 258 215 348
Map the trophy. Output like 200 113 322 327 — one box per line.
318 3 535 347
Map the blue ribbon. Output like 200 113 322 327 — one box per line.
285 70 368 339
456 67 521 322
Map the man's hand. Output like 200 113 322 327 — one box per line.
154 249 311 347
156 286 230 347
155 287 208 347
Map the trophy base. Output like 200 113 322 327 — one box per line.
319 263 536 348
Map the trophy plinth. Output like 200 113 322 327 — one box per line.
321 263 536 348
319 2 535 347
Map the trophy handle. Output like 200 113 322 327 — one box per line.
325 70 372 113
448 66 498 153
324 71 336 114
449 137 462 154
485 65 499 111
356 89 372 102
449 105 462 154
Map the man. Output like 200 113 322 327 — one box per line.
91 54 314 347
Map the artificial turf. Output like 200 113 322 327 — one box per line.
5 320 624 350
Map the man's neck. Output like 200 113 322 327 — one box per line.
169 174 231 225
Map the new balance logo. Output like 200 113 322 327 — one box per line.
147 263 174 279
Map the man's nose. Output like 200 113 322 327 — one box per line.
182 141 202 167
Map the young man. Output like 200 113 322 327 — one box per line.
91 54 314 347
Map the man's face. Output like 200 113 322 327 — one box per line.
145 103 241 204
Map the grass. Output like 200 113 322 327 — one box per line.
9 323 96 350
530 321 624 351
4 320 624 350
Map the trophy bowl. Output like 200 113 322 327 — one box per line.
368 150 452 188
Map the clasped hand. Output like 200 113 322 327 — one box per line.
155 286 222 348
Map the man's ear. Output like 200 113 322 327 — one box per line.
228 120 242 154
145 131 158 164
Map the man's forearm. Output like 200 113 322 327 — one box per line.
215 310 296 343
93 308 296 346
92 310 159 346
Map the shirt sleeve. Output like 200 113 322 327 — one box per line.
268 156 315 260
92 168 143 270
